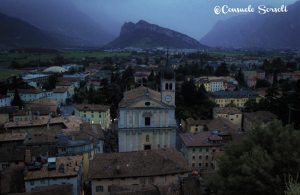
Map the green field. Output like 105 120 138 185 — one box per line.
0 50 130 68
0 69 20 79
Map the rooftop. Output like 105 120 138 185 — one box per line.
0 133 27 142
4 116 63 129
8 88 45 94
180 131 224 147
22 74 49 80
74 104 110 112
24 155 83 181
24 132 58 145
119 86 161 107
89 149 191 179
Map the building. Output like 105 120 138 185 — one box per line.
43 66 67 73
56 81 76 98
74 104 111 129
88 149 191 195
0 133 27 171
243 111 277 131
195 77 225 92
180 131 223 171
0 94 11 107
210 90 260 108
62 123 105 179
0 106 18 125
51 87 68 105
22 73 50 88
243 70 266 88
195 76 238 92
180 118 210 133
26 98 59 117
118 61 177 152
180 118 242 171
24 155 83 195
7 89 52 102
213 107 242 127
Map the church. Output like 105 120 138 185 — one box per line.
118 65 177 152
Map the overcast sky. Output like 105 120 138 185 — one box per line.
73 0 298 40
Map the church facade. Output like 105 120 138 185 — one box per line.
118 76 177 152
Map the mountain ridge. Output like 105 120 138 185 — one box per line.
107 20 207 49
0 12 62 48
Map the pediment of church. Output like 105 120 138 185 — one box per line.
127 97 168 109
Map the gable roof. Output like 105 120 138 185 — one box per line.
89 149 190 179
119 86 161 107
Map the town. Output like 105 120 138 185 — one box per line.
0 47 299 195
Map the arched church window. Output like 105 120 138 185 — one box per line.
169 83 173 90
165 83 168 90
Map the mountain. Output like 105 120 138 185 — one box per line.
0 13 62 48
201 1 300 49
0 0 115 47
106 20 206 49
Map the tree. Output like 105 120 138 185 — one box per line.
11 89 24 108
235 68 246 87
285 177 300 195
215 62 229 76
210 121 300 195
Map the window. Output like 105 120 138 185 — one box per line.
199 163 201 167
192 163 195 167
192 148 195 152
145 102 150 106
30 181 34 186
146 135 150 142
145 117 150 126
169 83 173 90
206 148 209 152
199 155 202 159
165 83 168 90
206 155 208 160
205 163 208 167
40 180 45 184
192 155 195 160
96 186 104 192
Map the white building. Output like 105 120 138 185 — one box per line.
0 95 11 107
7 89 52 102
51 87 68 105
118 66 177 152
24 156 83 195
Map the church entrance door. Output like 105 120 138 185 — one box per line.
144 145 151 150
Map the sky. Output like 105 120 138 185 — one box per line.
73 0 298 40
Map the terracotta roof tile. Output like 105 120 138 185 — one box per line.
24 155 83 180
89 149 191 179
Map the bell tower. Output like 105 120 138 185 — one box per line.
161 51 175 106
